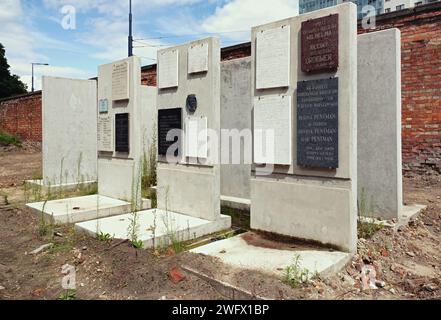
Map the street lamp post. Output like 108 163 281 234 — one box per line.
128 0 133 57
31 63 49 92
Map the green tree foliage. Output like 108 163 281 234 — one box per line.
0 43 28 99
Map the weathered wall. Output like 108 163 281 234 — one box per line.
0 91 42 141
220 57 252 200
358 29 403 219
42 76 97 185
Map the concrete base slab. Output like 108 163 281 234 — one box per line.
220 195 250 211
25 179 97 193
190 233 351 279
75 209 232 248
26 195 132 224
359 204 427 231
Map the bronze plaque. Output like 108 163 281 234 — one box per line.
301 14 339 73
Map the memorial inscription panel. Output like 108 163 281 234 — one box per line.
112 61 130 101
188 42 209 74
297 78 338 168
256 25 291 89
115 113 129 153
158 108 182 156
158 50 179 89
254 95 292 165
185 116 208 159
98 116 113 152
301 14 339 73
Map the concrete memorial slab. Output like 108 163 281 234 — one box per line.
154 37 231 236
220 57 252 209
26 76 98 192
357 28 425 221
75 209 231 249
27 195 132 224
97 56 156 203
251 3 358 253
27 57 157 224
190 233 351 278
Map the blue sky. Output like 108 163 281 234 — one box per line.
0 0 299 91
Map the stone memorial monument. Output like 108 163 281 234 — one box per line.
156 37 231 225
358 28 425 221
26 76 98 191
97 56 156 203
250 3 358 253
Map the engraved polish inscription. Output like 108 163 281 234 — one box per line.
297 78 338 169
301 14 339 73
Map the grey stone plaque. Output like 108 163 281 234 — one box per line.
297 78 338 169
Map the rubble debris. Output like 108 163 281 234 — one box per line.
30 243 53 255
169 266 186 284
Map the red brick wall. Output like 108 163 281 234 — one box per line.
141 65 157 87
0 91 42 142
358 2 441 174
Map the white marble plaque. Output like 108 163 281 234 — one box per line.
256 26 290 89
158 49 179 89
188 42 209 74
185 117 208 159
98 115 113 152
112 61 130 101
254 95 292 165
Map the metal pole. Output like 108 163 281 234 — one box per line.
31 63 49 92
128 0 133 57
31 63 34 92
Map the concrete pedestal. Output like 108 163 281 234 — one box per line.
75 209 232 248
26 195 148 224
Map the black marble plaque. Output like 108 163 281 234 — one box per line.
297 78 338 169
301 14 339 73
115 113 129 153
158 108 182 156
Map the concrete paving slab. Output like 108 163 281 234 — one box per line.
220 195 251 211
359 204 427 231
26 195 132 224
75 209 232 248
190 233 351 278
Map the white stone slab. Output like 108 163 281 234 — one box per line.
256 25 290 89
112 61 130 101
254 95 292 165
97 115 113 152
188 42 209 74
75 209 232 248
358 28 403 220
26 195 132 224
158 49 179 89
42 77 98 186
191 234 351 278
185 116 208 159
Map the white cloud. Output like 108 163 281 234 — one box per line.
157 0 299 45
0 0 93 91
202 0 299 37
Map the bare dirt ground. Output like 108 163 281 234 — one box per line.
0 148 440 300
